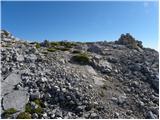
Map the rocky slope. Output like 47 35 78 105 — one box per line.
1 30 159 119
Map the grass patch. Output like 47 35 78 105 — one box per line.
72 53 90 65
3 108 17 118
47 48 56 52
16 112 31 119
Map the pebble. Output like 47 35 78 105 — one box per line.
147 111 156 119
90 113 99 119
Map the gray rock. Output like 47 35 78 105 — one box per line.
93 76 105 86
75 44 88 51
151 74 159 90
2 73 22 96
147 111 156 119
86 66 97 75
24 54 37 63
90 112 99 119
75 106 84 113
55 109 63 117
3 90 29 111
30 91 40 100
87 44 102 54
114 112 119 118
14 84 21 90
3 73 21 85
92 59 112 73
17 54 24 62
43 113 48 118
138 100 144 107
41 77 47 82
1 82 14 96
118 95 127 104
107 57 118 63
32 113 38 119
31 102 39 109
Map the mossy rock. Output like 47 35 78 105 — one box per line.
16 112 31 119
72 53 90 65
2 108 17 118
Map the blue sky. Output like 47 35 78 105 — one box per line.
1 1 159 49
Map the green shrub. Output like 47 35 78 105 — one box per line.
3 108 17 118
56 47 70 51
72 50 81 54
41 51 48 54
47 48 56 52
59 41 77 48
35 43 41 48
25 103 32 113
33 107 43 114
50 42 60 47
25 102 43 115
33 99 45 108
16 112 31 119
72 53 90 65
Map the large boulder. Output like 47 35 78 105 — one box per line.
3 90 29 111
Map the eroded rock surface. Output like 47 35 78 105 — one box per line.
1 30 159 119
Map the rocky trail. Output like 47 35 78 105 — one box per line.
0 30 159 119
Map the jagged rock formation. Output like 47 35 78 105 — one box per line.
1 30 159 119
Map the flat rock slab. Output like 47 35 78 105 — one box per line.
3 73 21 85
1 82 15 96
85 66 97 76
93 76 105 86
3 90 29 111
2 73 22 96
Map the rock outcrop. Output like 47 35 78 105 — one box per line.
1 30 159 119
